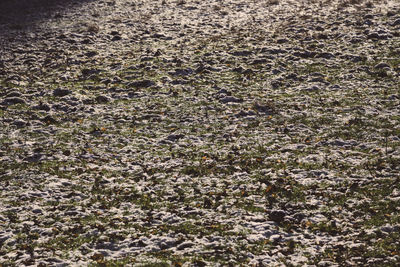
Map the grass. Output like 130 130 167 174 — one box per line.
1 1 400 266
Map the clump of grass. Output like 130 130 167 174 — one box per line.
86 23 99 33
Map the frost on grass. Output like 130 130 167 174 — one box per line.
1 0 400 266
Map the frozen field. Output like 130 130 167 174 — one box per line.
1 0 400 266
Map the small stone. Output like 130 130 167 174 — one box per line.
34 147 43 153
305 85 320 91
85 51 98 57
203 197 213 208
2 97 26 105
374 62 390 70
177 241 195 250
140 56 155 62
232 66 245 73
364 14 374 19
262 48 286 55
0 233 12 244
367 32 388 40
33 102 51 111
250 58 268 65
82 39 93 45
269 210 286 223
392 18 400 26
130 239 147 247
364 19 373 26
216 88 230 95
193 260 207 267
81 68 99 76
220 96 242 104
52 103 70 112
271 79 283 88
350 37 363 44
309 77 327 83
41 115 58 124
13 119 28 128
129 80 155 88
32 208 43 214
269 234 282 243
5 91 22 98
235 110 257 117
25 153 43 163
293 212 306 223
111 35 122 41
154 50 162 57
319 260 336 267
53 88 72 97
151 33 165 39
380 224 398 233
293 50 316 58
276 38 288 44
253 101 275 113
170 79 188 85
170 68 193 76
167 134 184 141
95 95 110 103
317 52 335 59
232 50 252 57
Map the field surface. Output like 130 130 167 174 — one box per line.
1 0 400 266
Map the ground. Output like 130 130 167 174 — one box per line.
0 0 400 266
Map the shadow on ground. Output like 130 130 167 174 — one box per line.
0 0 96 28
